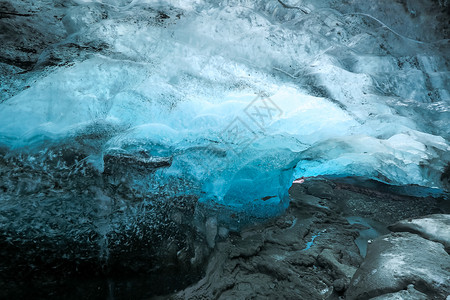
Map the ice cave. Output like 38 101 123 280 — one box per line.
0 0 449 299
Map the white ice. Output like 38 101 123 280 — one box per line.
0 0 448 214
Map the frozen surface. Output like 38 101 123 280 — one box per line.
0 0 449 222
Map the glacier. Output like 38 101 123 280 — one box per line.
0 0 449 297
0 0 449 282
1 1 449 209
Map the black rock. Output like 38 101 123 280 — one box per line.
346 232 450 299
388 214 450 252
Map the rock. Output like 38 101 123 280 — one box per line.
388 214 450 252
288 253 316 267
306 181 334 199
290 194 330 210
170 178 364 300
317 248 357 279
229 233 264 258
205 217 218 248
333 278 349 292
370 284 428 300
346 232 450 299
218 226 229 239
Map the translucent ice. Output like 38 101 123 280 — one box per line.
0 0 449 221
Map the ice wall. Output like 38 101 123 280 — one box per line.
0 0 449 219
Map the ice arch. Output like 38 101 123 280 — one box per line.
0 0 449 218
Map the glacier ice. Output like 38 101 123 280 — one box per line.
0 0 449 225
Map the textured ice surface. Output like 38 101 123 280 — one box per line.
0 0 449 220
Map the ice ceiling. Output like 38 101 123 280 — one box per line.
0 0 449 217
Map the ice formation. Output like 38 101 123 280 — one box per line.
0 0 449 223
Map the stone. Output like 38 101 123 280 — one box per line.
218 226 229 239
370 284 428 300
318 248 357 279
306 181 334 199
291 194 330 210
205 217 218 248
229 233 264 258
388 214 450 252
333 278 349 292
346 232 450 299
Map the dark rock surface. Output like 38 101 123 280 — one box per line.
389 214 450 252
369 284 428 300
346 232 450 300
347 213 450 299
330 179 447 226
166 182 362 300
162 179 449 299
306 179 335 199
0 176 448 299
